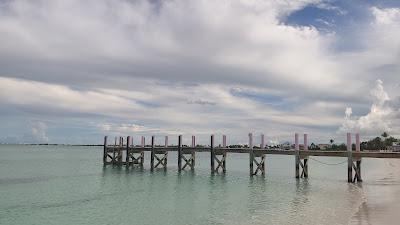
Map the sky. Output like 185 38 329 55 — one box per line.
0 0 399 145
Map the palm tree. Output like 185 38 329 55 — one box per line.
330 139 334 145
382 132 389 139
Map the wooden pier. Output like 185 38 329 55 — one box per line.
103 133 400 183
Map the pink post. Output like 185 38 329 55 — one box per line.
249 133 253 148
304 134 308 150
141 136 145 147
347 133 352 151
261 134 265 149
295 133 299 150
191 135 196 147
165 136 168 147
222 135 226 147
356 133 360 152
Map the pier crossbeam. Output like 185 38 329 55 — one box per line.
106 147 400 158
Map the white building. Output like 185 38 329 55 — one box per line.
389 142 400 152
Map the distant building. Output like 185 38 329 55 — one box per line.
281 142 291 150
389 142 400 152
318 144 331 150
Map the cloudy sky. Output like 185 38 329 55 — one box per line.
0 0 399 145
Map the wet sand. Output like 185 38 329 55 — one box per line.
349 159 400 225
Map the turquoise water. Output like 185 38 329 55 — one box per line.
0 145 390 225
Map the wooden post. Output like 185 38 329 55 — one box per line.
151 136 155 171
211 135 215 173
103 136 108 165
113 136 116 164
126 136 130 165
295 133 300 178
347 133 353 183
140 136 145 167
222 135 228 173
303 133 308 178
178 135 182 171
249 133 254 176
164 136 168 169
191 135 196 169
355 133 362 182
118 137 123 165
222 135 226 173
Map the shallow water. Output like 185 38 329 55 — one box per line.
0 145 395 225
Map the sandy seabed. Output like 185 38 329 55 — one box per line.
349 159 400 225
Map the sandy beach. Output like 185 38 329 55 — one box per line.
349 159 400 225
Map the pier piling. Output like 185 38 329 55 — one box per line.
178 135 182 171
211 134 227 173
103 136 108 164
102 132 395 181
347 133 362 182
152 136 168 169
211 135 215 173
249 133 265 176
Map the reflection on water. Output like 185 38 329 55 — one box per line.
0 145 399 225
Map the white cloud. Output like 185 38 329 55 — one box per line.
0 1 399 143
339 80 400 137
371 7 400 25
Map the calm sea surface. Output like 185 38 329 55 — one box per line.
0 145 397 225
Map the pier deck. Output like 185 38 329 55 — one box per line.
103 133 400 182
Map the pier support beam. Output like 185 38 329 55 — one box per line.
211 135 227 173
295 133 308 178
151 136 168 170
249 133 265 176
127 136 144 167
347 133 362 183
179 135 195 171
112 136 123 166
